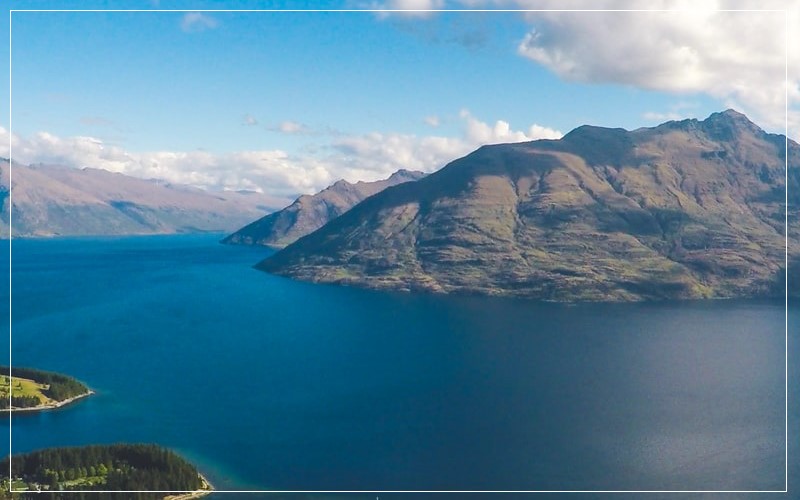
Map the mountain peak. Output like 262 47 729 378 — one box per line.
714 108 749 119
388 169 426 181
700 108 762 140
704 108 756 127
223 168 427 249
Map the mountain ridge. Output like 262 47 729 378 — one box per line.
1 161 286 237
222 169 426 248
258 110 798 301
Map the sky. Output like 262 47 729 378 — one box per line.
1 0 798 201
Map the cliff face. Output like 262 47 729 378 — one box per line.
222 169 426 248
0 161 286 237
258 110 799 301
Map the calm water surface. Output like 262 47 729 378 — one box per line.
1 234 795 495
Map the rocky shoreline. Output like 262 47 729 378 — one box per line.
163 473 214 500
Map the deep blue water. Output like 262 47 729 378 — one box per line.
1 234 796 497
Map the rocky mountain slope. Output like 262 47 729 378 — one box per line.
0 161 287 237
222 169 425 248
258 110 799 301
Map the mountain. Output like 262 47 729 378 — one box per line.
0 161 288 237
222 169 426 248
258 110 799 301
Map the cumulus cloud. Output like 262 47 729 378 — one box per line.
180 12 218 33
0 127 328 198
330 132 466 181
0 112 560 199
302 111 561 183
377 0 799 136
459 109 561 143
509 0 799 133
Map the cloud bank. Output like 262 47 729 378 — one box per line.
481 0 798 134
379 0 798 135
0 113 560 199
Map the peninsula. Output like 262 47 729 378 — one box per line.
0 366 92 412
0 444 213 499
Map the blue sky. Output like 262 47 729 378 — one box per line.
1 1 797 199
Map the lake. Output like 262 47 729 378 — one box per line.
1 234 796 496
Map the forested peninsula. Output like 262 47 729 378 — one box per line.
0 444 212 499
0 367 92 412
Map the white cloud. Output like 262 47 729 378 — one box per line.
0 127 326 198
324 110 561 182
377 0 799 137
241 114 258 126
273 121 311 135
330 132 467 181
373 0 445 18
424 115 441 127
180 12 218 33
459 109 561 144
0 112 561 199
508 0 799 134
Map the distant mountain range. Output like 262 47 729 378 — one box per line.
222 169 426 248
0 160 287 237
258 110 799 301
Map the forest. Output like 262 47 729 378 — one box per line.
0 444 205 499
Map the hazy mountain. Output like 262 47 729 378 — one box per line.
0 161 288 237
259 110 799 301
222 169 426 248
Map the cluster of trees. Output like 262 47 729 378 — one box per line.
2 396 40 409
0 444 203 499
0 367 88 409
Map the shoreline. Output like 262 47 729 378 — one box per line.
163 473 214 500
2 389 94 413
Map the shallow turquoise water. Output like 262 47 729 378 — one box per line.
1 234 794 495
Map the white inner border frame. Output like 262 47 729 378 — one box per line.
6 7 791 495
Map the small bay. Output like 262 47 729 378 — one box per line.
1 234 794 493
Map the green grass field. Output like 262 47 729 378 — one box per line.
0 375 53 405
